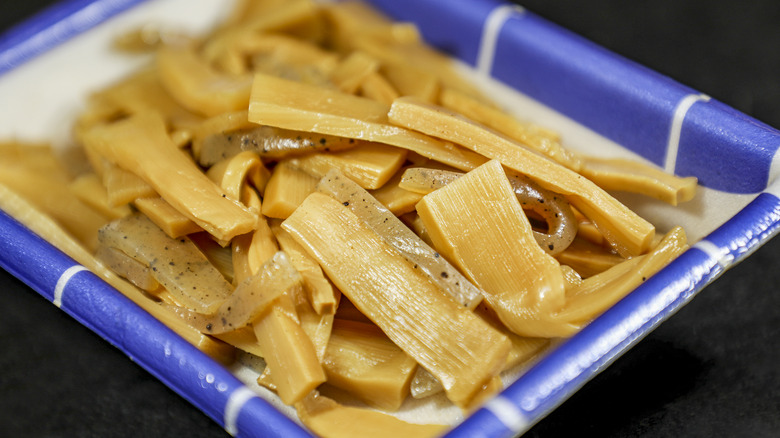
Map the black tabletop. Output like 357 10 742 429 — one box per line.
1 1 778 437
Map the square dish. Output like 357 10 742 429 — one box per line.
1 0 778 436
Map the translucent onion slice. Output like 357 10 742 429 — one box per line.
199 124 360 167
95 245 160 292
165 251 302 335
97 213 233 314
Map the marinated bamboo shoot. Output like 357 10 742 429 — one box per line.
82 113 257 242
322 319 417 411
282 191 510 406
416 160 574 337
389 97 655 257
248 73 487 171
295 392 446 438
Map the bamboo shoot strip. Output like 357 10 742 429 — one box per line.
282 192 510 406
315 169 483 310
247 73 487 171
287 142 407 190
416 160 576 338
388 97 655 257
270 220 338 315
439 87 582 171
400 167 578 255
322 319 417 411
253 291 327 405
205 151 271 202
262 161 319 219
157 45 253 117
556 226 688 323
82 113 257 242
579 156 698 206
295 392 446 438
132 197 203 239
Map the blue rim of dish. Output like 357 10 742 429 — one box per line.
2 1 780 437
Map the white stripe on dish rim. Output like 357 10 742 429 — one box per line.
692 239 733 270
52 265 89 308
476 4 526 76
664 93 711 174
765 146 780 198
484 395 528 434
224 386 257 436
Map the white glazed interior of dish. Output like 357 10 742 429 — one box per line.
0 0 765 429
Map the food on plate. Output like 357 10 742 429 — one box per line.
0 0 698 436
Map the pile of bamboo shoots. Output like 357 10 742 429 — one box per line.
0 1 698 436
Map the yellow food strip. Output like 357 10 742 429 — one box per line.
0 166 106 251
282 192 510 406
206 151 271 203
556 226 688 323
221 189 326 405
69 173 132 220
245 34 339 76
348 31 480 100
555 237 625 279
214 327 266 358
207 0 320 72
102 164 156 208
389 97 655 257
86 68 201 129
0 141 72 181
82 113 257 242
439 87 582 171
474 304 551 371
295 290 335 362
287 142 407 190
323 1 421 52
262 161 319 219
580 156 698 205
188 232 234 284
295 392 447 438
369 169 424 216
271 220 338 315
331 51 380 94
380 62 439 102
416 160 573 337
323 319 417 411
133 197 203 238
359 72 400 105
207 21 335 76
316 169 483 310
231 197 278 284
248 73 487 171
157 44 253 117
253 291 327 405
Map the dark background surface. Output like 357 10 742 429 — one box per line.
1 1 778 437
